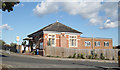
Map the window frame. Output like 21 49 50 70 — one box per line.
48 34 56 47
95 41 100 47
69 35 77 47
85 41 91 47
104 41 109 47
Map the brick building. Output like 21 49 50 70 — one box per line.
24 21 113 55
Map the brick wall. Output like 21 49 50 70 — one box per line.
43 33 113 49
80 37 113 49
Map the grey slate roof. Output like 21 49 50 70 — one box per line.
28 22 82 37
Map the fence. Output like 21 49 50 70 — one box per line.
45 46 120 60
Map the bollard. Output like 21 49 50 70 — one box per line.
118 50 120 67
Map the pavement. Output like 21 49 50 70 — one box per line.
0 50 120 69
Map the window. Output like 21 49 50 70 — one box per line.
85 41 91 46
33 44 36 49
48 34 56 46
69 35 77 47
104 41 109 47
40 42 43 49
95 41 100 47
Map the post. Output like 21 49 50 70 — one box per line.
92 36 94 49
16 36 20 53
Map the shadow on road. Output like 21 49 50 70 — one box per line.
0 55 8 57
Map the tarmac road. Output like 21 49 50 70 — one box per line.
1 53 119 70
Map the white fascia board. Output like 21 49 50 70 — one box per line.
43 31 82 35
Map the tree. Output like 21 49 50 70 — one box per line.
0 0 19 12
10 42 17 47
0 40 5 46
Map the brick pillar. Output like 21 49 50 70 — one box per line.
60 33 67 47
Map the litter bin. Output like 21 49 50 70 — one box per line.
118 50 120 67
36 49 39 55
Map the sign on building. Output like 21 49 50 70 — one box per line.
16 36 20 42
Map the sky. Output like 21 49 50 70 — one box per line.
1 1 119 46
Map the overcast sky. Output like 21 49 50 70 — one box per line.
1 0 119 46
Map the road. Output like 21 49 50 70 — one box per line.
1 53 119 69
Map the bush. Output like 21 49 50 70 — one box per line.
80 53 85 59
55 56 60 58
95 54 98 59
72 53 76 58
77 54 80 58
96 58 100 60
112 57 114 60
105 58 110 60
88 55 92 59
100 53 105 60
46 55 52 57
68 55 72 58
32 50 36 55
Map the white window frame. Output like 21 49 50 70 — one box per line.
95 41 100 47
69 35 77 47
85 41 91 47
48 34 56 47
104 41 109 47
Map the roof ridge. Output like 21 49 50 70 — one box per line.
43 22 59 30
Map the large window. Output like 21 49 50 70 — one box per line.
104 41 109 47
48 34 56 46
85 41 91 46
95 41 100 47
69 35 77 47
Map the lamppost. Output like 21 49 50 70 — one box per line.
16 36 20 53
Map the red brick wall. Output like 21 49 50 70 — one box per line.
43 34 48 47
43 33 113 49
60 33 67 48
80 37 113 49
93 38 113 49
56 34 60 47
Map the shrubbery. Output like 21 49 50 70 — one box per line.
47 52 111 61
80 53 85 59
77 54 80 58
68 55 72 58
100 53 105 60
68 53 85 59
88 55 92 59
72 53 76 58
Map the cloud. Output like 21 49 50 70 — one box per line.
33 0 118 29
15 4 19 7
99 19 118 29
0 24 13 30
33 1 59 17
15 3 24 7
